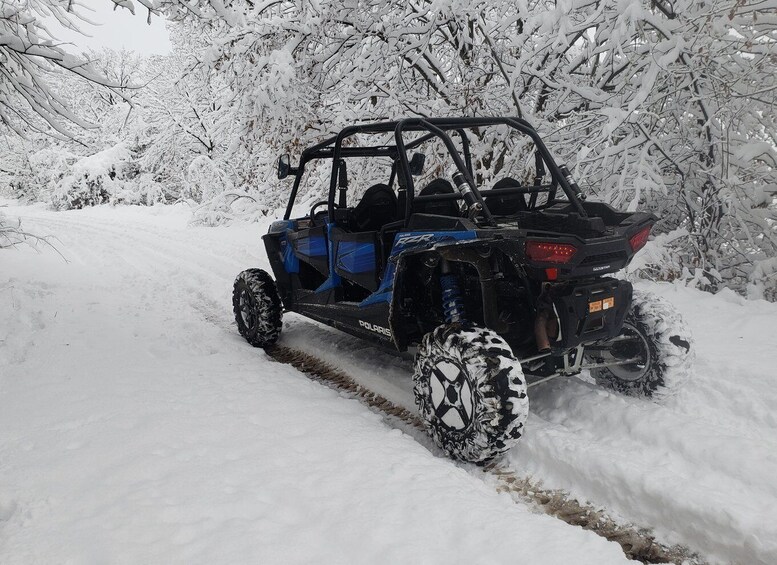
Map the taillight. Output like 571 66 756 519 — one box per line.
629 225 652 252
525 241 578 264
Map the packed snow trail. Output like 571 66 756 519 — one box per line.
0 203 634 565
4 203 777 564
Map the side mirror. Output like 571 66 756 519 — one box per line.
278 154 292 179
409 152 426 176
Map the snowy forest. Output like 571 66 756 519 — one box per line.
5 4 777 564
2 0 776 300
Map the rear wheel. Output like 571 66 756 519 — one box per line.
413 324 529 463
232 269 283 348
587 290 693 397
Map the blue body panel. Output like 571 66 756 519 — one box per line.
359 230 477 307
295 235 327 258
316 222 342 293
281 236 300 273
336 241 376 274
275 219 478 302
266 220 300 273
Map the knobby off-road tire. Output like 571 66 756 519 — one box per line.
232 269 283 348
413 324 529 464
589 290 693 398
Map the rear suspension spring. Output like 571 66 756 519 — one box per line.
440 274 466 323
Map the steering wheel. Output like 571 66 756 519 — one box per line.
309 200 339 223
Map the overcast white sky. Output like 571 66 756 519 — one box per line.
48 2 172 56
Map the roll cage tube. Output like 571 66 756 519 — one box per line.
280 117 588 222
395 118 495 226
456 128 475 176
502 117 586 216
283 161 307 221
328 127 354 223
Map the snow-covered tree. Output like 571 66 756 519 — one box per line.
2 41 179 209
137 24 236 200
156 0 775 294
0 0 159 136
3 0 774 297
498 0 777 292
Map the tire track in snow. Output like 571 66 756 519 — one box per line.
264 345 701 565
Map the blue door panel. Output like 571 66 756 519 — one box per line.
293 235 327 258
336 241 376 274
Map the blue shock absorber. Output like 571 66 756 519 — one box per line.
440 274 466 323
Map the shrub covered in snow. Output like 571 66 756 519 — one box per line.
747 258 777 302
51 144 130 210
189 190 269 227
623 229 687 284
183 156 233 204
622 228 743 294
50 143 171 210
1 141 80 204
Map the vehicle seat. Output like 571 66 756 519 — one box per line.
485 177 527 216
413 179 459 217
352 183 398 232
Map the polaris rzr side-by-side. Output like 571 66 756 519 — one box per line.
232 117 693 463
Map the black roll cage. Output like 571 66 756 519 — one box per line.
282 117 587 226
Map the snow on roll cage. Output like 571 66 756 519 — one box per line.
270 117 657 382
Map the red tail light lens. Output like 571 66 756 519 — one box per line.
629 225 652 252
525 241 578 264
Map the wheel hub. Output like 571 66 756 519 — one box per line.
429 360 474 431
600 322 651 381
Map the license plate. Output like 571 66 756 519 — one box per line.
589 297 615 313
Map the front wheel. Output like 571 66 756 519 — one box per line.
413 324 529 463
232 269 283 348
587 290 693 397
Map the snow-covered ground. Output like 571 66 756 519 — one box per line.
2 202 776 564
0 203 633 564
